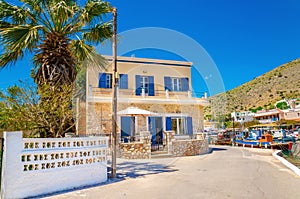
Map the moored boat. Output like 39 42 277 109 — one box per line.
233 129 296 148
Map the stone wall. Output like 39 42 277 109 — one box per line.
171 139 209 157
118 142 151 159
117 131 210 159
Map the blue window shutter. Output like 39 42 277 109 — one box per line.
187 117 193 135
164 76 172 91
182 77 189 91
99 73 107 88
135 75 141 95
166 117 172 131
148 76 155 96
119 74 128 89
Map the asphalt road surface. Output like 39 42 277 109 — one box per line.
44 146 300 199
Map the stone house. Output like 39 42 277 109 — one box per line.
281 108 300 122
253 109 283 124
80 56 209 148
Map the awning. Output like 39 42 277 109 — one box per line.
250 123 278 128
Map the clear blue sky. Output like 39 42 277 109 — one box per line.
1 0 300 96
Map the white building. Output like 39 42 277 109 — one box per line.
231 111 254 123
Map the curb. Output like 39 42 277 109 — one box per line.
272 150 300 176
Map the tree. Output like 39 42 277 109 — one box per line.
0 82 77 137
0 0 113 136
276 101 290 110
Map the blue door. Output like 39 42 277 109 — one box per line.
148 117 163 144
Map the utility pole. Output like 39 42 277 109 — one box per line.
232 117 235 133
111 8 118 178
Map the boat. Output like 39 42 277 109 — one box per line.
233 130 273 148
233 129 296 149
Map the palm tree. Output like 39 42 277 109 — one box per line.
0 0 113 136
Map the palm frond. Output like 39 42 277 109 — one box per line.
49 1 79 32
13 0 53 32
70 39 107 69
82 22 112 44
80 0 112 23
0 20 14 29
50 0 76 6
20 0 44 14
1 25 41 52
0 50 24 68
0 1 33 24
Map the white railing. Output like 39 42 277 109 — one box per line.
92 87 207 99
1 131 109 199
258 118 278 124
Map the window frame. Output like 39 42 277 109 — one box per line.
140 75 149 94
172 77 182 91
106 73 112 89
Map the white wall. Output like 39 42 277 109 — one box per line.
1 132 108 199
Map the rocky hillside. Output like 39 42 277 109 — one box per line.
206 59 300 118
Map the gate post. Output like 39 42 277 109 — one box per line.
1 131 23 199
164 131 175 154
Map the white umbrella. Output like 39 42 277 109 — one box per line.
117 107 156 116
117 107 156 138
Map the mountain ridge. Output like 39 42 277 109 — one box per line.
206 58 300 118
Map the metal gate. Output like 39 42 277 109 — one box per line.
151 134 164 152
149 117 165 152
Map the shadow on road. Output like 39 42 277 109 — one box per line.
114 161 178 179
38 161 177 198
208 147 227 154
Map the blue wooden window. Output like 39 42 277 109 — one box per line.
119 74 128 89
164 77 172 91
164 76 189 91
166 117 172 131
135 75 142 95
187 117 193 135
182 77 189 91
98 73 112 88
148 76 155 96
99 73 106 88
172 78 182 91
136 75 154 96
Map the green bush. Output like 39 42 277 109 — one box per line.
276 101 290 110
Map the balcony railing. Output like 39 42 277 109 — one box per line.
89 87 207 100
258 118 279 124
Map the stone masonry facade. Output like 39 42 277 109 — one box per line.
78 102 205 136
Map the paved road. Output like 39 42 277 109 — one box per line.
44 146 300 199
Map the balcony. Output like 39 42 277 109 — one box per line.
257 118 279 124
87 87 209 106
